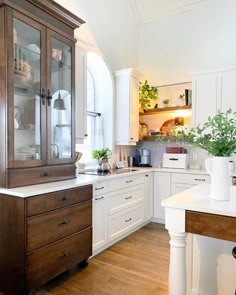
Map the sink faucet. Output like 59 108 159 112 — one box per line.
51 143 59 159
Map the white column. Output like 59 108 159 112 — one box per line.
168 230 188 295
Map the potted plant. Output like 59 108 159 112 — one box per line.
92 148 112 173
139 80 158 111
175 109 236 201
162 98 170 107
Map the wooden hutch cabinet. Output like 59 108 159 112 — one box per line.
0 0 85 188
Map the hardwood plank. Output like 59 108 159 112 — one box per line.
186 210 236 242
37 223 169 295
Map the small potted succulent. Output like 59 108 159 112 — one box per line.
92 148 112 173
139 80 158 111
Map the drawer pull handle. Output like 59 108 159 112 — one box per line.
125 218 132 222
169 158 179 161
63 252 71 257
194 178 206 182
126 180 133 183
145 174 149 177
95 186 104 191
58 219 70 225
125 196 132 200
95 196 104 201
58 196 70 202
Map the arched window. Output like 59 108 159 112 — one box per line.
76 52 114 168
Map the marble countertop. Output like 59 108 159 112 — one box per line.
162 183 236 218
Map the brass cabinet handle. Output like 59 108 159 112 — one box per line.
125 218 132 222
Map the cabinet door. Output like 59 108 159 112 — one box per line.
153 172 171 221
192 73 218 126
8 11 47 168
171 183 194 195
218 70 236 112
144 173 153 221
93 195 108 252
129 74 139 142
46 30 75 164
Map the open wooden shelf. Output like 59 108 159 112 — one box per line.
139 105 192 116
139 135 178 142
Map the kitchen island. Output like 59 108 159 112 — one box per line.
162 183 236 295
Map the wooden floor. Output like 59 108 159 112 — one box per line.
38 223 169 295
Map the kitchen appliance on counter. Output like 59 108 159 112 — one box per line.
135 149 152 167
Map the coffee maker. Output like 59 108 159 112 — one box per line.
135 149 152 167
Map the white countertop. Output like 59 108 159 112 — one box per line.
0 166 234 198
162 183 236 218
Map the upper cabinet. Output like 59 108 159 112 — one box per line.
114 68 142 145
192 66 236 126
0 0 84 188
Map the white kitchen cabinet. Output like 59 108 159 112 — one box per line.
192 66 236 127
144 172 153 221
75 44 87 143
93 194 108 252
114 68 141 145
192 72 218 127
218 69 236 112
153 172 171 223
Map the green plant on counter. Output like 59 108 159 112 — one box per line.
139 80 158 110
92 148 112 160
155 109 236 157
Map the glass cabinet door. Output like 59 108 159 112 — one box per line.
9 14 46 167
47 31 75 163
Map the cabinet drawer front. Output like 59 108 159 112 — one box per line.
108 174 144 191
26 185 92 216
7 164 75 188
108 205 143 241
27 201 92 252
26 227 92 291
171 173 210 185
108 185 144 215
93 181 108 196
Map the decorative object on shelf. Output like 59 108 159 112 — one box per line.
26 44 41 62
174 117 184 126
162 98 170 107
175 109 236 201
52 48 64 65
139 79 158 111
92 148 112 173
53 63 67 110
14 105 24 129
174 94 185 106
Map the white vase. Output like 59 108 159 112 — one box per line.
205 157 231 201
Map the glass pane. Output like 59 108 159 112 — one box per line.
51 38 72 159
13 18 41 161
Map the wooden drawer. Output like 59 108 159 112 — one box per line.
108 174 144 192
26 227 92 291
171 172 210 185
26 185 92 216
7 164 75 188
26 201 92 252
108 204 143 241
93 181 108 196
108 184 144 215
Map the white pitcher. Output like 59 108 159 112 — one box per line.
205 157 231 201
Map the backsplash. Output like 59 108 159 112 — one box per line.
116 142 236 171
